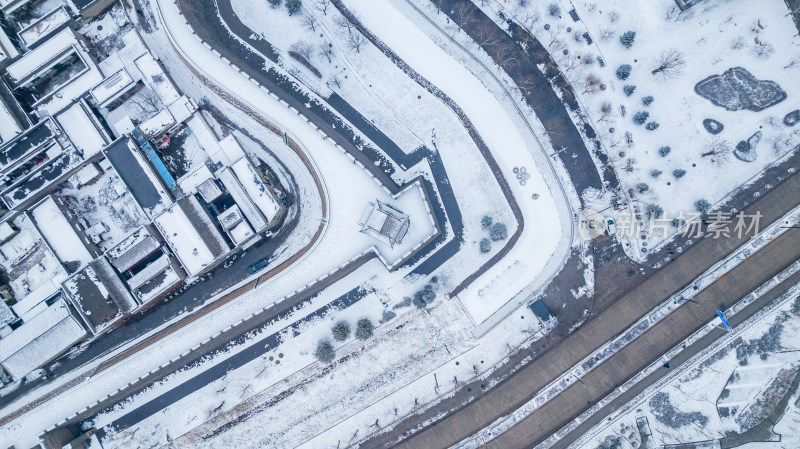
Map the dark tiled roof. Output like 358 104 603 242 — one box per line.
0 119 53 167
103 138 165 212
62 257 135 332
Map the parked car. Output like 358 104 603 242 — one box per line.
606 218 617 235
248 258 269 274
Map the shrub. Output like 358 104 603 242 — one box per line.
671 217 684 228
548 3 560 16
355 318 374 340
268 0 282 7
314 340 335 363
642 95 654 105
645 121 660 130
623 85 636 96
490 222 508 240
480 238 491 252
286 0 302 14
619 30 636 48
331 321 350 341
481 215 493 230
413 284 436 309
650 169 662 178
647 204 664 219
658 146 671 157
633 111 649 125
673 169 686 178
695 198 712 214
616 64 632 80
636 182 649 194
650 392 709 428
412 293 427 309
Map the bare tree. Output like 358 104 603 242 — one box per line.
701 137 732 166
237 382 255 399
347 32 367 52
473 22 503 47
494 45 518 68
787 3 800 16
302 13 318 31
516 73 537 96
519 9 540 29
623 157 636 173
328 74 342 89
452 2 477 29
651 48 686 79
318 43 334 63
599 101 613 121
785 55 800 69
290 41 314 60
256 362 270 379
334 15 356 35
314 0 330 15
558 53 579 73
599 29 614 41
546 23 566 48
754 41 775 58
608 11 620 23
127 88 162 116
582 73 603 94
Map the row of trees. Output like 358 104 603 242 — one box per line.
268 0 302 14
479 215 508 252
314 318 375 363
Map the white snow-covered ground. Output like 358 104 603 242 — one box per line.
333 0 570 327
85 0 570 445
0 0 575 446
0 1 430 446
476 0 800 260
229 0 546 309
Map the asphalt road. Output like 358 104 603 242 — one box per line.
369 156 800 448
491 230 800 448
91 260 375 437
546 262 800 449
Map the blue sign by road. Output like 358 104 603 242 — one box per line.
716 310 732 330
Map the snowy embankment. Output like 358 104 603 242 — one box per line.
228 0 556 328
456 204 800 448
335 0 570 328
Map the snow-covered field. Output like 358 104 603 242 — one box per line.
476 0 800 258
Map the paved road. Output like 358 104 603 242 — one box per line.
366 154 800 448
545 263 800 449
88 257 375 438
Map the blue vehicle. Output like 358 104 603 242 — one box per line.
248 258 269 274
